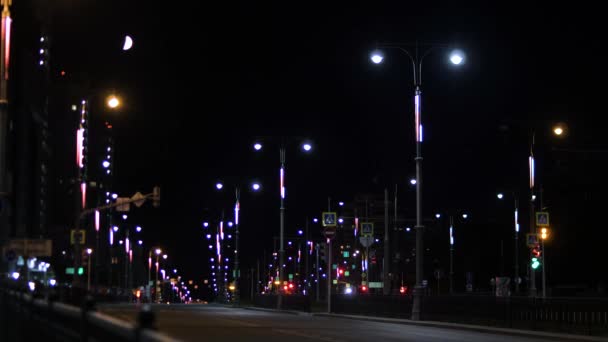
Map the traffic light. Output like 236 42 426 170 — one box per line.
540 227 549 240
532 246 541 258
360 285 368 293
318 243 327 262
531 257 540 269
153 186 161 207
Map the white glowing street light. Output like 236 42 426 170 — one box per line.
253 142 262 151
215 182 223 190
371 42 465 320
370 50 384 64
253 138 315 310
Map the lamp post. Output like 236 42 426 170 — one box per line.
214 181 261 305
73 94 122 287
497 192 521 294
86 248 93 291
252 139 313 310
154 248 161 302
371 44 465 320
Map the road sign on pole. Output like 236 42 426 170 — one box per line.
2 239 52 257
359 236 373 247
116 197 131 212
323 228 336 239
361 222 374 236
131 192 146 207
535 212 549 227
526 233 538 247
322 212 337 227
70 230 86 245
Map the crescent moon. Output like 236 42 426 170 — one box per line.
123 35 133 51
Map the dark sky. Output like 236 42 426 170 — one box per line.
15 2 608 289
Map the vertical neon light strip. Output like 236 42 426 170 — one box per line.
3 17 9 79
415 94 421 142
148 255 151 271
76 129 84 167
81 182 87 209
220 221 224 240
125 237 130 253
354 217 359 237
234 201 240 225
515 209 520 233
94 210 100 232
109 229 114 245
216 234 221 257
1 14 11 80
529 156 535 189
449 225 454 246
297 248 301 263
129 250 133 263
280 167 285 199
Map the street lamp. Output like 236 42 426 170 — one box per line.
371 42 465 320
253 138 314 310
86 248 93 291
154 248 162 302
496 191 521 294
215 180 261 305
73 92 123 288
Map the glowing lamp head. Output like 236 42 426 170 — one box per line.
497 193 504 199
86 248 93 255
203 222 209 228
435 213 441 219
102 160 110 168
253 142 262 151
163 254 168 259
155 248 162 255
370 50 384 64
136 226 142 232
107 95 120 109
302 142 312 152
215 182 223 190
410 179 417 185
251 182 261 191
449 50 465 65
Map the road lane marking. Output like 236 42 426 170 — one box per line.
273 328 347 342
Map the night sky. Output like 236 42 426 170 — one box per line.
14 2 608 291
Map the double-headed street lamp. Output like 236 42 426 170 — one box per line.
252 139 313 310
496 191 521 294
371 43 465 320
214 180 261 305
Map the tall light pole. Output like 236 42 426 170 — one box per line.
253 139 313 310
0 0 12 249
154 248 161 302
497 192 521 294
215 181 261 305
371 44 465 320
86 248 93 291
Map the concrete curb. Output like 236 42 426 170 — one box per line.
241 306 312 316
312 313 608 341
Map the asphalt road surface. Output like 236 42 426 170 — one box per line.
99 303 575 342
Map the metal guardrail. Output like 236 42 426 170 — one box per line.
331 294 608 336
0 282 179 342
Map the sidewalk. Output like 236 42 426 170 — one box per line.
241 306 608 341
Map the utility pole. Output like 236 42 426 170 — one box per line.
383 188 390 295
0 0 12 251
315 243 320 302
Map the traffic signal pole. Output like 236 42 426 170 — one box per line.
327 239 331 313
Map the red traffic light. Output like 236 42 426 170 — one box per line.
400 286 408 294
360 285 368 292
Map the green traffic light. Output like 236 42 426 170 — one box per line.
531 257 540 269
